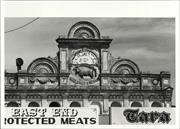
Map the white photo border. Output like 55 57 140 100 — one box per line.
1 1 180 129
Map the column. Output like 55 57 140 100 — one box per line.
144 99 150 107
164 101 171 107
42 99 49 107
21 99 27 107
83 98 89 107
61 49 67 71
102 50 108 72
103 99 109 113
124 99 130 107
63 99 69 107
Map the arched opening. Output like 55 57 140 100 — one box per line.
7 101 19 107
111 101 122 107
70 101 81 107
131 101 142 107
28 102 40 107
74 27 95 39
49 102 61 107
90 102 102 115
151 102 162 107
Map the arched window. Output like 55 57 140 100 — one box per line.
49 102 61 107
70 102 81 107
90 102 102 115
151 102 162 107
111 101 122 107
7 101 19 107
131 102 142 107
28 102 40 107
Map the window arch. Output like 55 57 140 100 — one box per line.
131 102 142 107
28 102 40 107
151 101 162 107
49 102 61 107
7 101 19 107
90 102 102 115
70 101 81 107
111 101 122 107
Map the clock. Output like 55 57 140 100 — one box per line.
72 50 98 65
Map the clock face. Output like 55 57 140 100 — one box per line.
72 51 98 64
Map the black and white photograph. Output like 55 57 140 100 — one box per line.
3 18 176 125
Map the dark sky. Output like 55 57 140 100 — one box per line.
5 18 175 104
